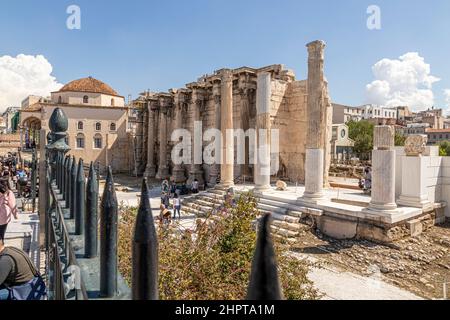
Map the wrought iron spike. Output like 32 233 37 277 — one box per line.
65 156 73 209
85 162 99 258
61 156 68 196
70 156 77 219
246 213 284 300
75 158 85 235
132 178 159 300
99 166 118 298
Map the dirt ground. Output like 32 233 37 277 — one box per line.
292 221 450 299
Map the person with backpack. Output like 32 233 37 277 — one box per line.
0 180 17 245
0 240 46 300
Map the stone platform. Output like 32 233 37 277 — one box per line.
231 184 446 243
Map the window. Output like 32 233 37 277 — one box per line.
77 121 84 130
110 122 116 131
111 98 115 106
83 95 89 104
76 134 85 149
94 134 102 149
95 122 101 131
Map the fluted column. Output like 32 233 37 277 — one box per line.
254 72 272 192
171 93 186 183
187 88 204 186
219 69 234 187
156 102 170 180
144 101 156 178
301 40 327 203
367 126 397 212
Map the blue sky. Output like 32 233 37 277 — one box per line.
1 0 450 109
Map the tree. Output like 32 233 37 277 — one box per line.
347 120 374 155
439 141 450 156
395 132 406 146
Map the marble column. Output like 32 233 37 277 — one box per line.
219 69 234 188
156 102 170 180
254 72 272 192
144 102 156 178
368 126 397 212
301 40 327 202
187 89 204 186
239 84 251 179
171 93 186 183
209 81 221 186
397 135 432 210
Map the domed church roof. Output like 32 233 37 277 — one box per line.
58 77 121 97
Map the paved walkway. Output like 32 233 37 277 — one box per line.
292 253 423 300
3 201 40 268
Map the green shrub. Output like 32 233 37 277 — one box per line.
118 192 319 300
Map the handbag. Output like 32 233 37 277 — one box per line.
2 247 47 300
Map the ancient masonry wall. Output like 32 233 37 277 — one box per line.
137 60 330 185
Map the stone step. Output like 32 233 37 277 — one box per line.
272 219 301 232
272 233 298 245
257 197 310 213
270 212 300 224
270 225 299 238
257 203 288 215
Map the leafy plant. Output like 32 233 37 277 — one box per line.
118 192 319 300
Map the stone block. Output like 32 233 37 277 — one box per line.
406 219 423 237
316 215 357 240
373 125 395 150
276 180 288 191
404 135 427 156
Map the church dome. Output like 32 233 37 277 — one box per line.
58 77 121 97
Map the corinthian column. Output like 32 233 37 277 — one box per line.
219 69 234 188
187 88 205 186
156 100 170 180
254 72 272 192
144 101 156 178
209 81 221 186
171 92 186 183
301 40 327 203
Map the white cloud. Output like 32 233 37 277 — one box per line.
366 52 440 111
0 54 62 112
445 89 450 108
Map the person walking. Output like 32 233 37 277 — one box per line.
173 194 181 220
0 240 46 300
0 180 18 245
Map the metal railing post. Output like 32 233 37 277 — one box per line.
246 213 284 300
70 156 77 219
100 166 118 297
132 178 158 300
85 162 99 258
75 158 85 235
65 156 72 207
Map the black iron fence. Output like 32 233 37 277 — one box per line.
42 107 283 300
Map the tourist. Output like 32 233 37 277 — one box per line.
0 240 46 300
0 180 18 245
173 194 181 220
16 167 27 198
192 179 199 194
161 192 170 209
170 181 177 198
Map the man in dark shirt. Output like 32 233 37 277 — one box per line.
0 240 38 300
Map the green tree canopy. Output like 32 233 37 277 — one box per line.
347 120 374 154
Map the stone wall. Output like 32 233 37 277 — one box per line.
138 57 332 186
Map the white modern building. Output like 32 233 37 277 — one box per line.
360 104 398 120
